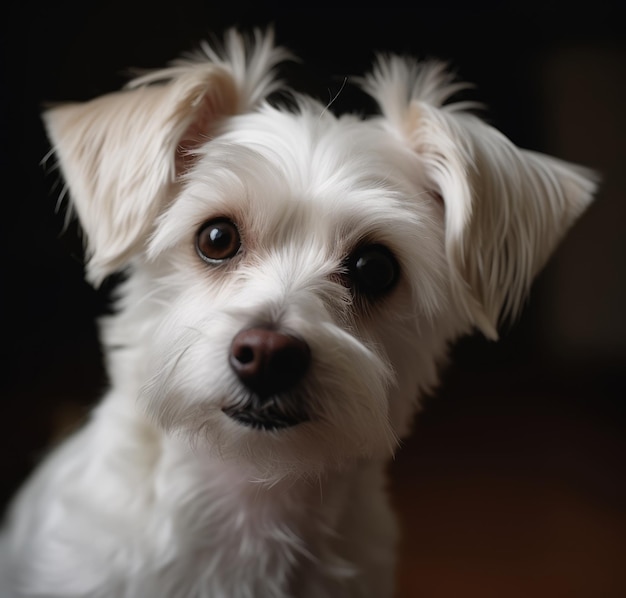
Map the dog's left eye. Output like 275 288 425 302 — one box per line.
347 244 399 297
196 218 241 263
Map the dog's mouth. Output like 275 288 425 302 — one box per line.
222 396 309 431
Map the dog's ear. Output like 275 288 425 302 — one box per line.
44 29 287 285
362 57 598 339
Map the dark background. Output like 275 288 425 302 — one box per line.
1 2 625 597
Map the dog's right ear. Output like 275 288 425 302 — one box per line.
44 29 287 286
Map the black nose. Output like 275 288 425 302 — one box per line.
229 327 311 398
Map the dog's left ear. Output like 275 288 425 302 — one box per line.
44 29 286 285
362 57 598 339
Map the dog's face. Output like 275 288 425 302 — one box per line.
135 108 451 478
43 31 596 480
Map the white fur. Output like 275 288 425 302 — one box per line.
1 29 596 597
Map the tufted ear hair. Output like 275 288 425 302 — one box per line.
361 56 598 339
44 29 288 286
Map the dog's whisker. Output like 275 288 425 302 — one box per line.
319 76 348 120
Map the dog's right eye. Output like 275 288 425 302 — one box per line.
196 218 241 264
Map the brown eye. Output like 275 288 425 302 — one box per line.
196 218 241 264
347 244 399 297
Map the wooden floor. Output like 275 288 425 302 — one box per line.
388 377 626 598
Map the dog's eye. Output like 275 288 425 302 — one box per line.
196 219 241 263
347 244 399 296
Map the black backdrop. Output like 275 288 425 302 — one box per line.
1 3 625 595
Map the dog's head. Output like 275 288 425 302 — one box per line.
44 30 596 479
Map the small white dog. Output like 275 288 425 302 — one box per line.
1 29 596 597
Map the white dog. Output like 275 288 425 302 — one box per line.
1 29 596 597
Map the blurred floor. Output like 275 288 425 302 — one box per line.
389 365 626 598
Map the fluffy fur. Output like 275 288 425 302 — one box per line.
1 29 596 597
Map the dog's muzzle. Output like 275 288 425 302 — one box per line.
224 327 311 430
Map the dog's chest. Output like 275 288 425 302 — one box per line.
7 423 359 598
123 438 358 597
